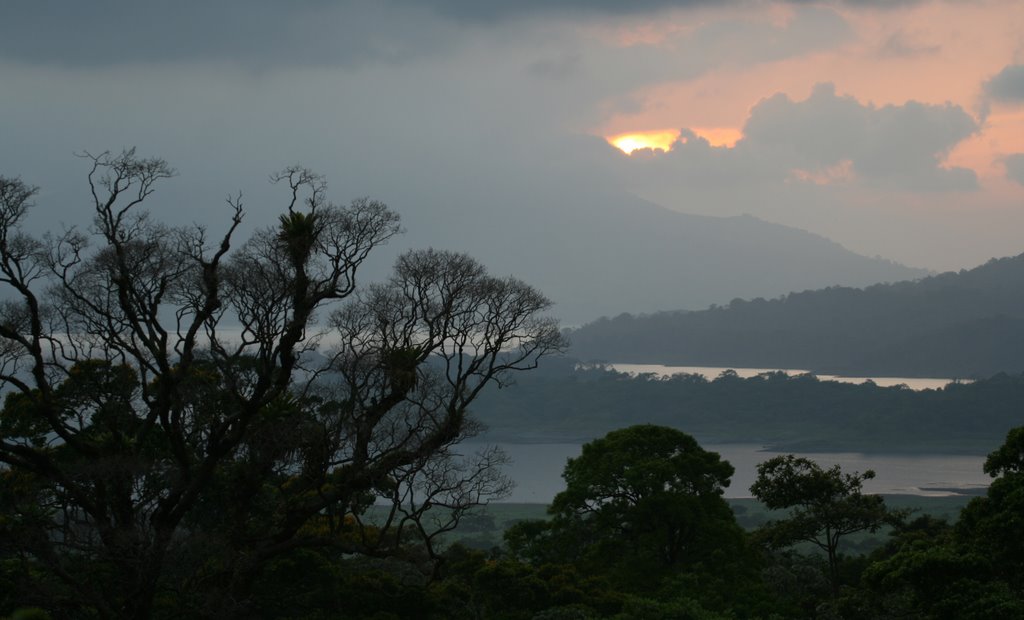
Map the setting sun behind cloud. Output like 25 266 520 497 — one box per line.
608 129 680 154
608 127 742 154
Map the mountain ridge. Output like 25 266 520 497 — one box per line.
568 252 1024 377
387 182 929 324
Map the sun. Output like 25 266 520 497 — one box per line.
607 129 680 154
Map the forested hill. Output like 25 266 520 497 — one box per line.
472 357 1024 454
568 253 1024 377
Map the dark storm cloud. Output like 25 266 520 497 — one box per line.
0 0 919 68
984 65 1024 103
0 0 453 68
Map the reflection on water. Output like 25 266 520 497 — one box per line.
478 442 989 503
608 364 967 391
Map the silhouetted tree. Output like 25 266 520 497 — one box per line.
0 152 564 619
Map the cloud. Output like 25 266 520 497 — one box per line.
527 53 584 80
877 31 941 58
394 0 924 22
0 0 912 69
0 0 458 69
1005 154 1024 185
546 5 853 119
626 83 979 192
746 83 978 190
984 65 1024 104
0 0 1014 284
678 7 851 66
396 0 715 21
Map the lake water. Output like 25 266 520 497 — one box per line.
471 365 985 503
481 442 989 503
608 363 967 391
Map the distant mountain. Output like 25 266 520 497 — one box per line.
568 253 1024 377
387 182 927 324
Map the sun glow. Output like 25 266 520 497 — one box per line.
608 129 680 154
608 127 742 153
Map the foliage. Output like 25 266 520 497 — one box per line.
0 153 564 619
552 425 739 570
508 426 761 615
5 610 52 620
956 426 1024 588
750 455 904 595
982 426 1024 476
857 428 1024 618
3 414 1007 618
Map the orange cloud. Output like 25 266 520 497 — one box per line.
947 107 1024 181
596 0 1024 183
691 127 743 148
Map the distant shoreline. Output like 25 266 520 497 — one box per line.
606 363 965 391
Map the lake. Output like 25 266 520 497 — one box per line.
480 442 990 503
608 363 967 391
467 364 987 503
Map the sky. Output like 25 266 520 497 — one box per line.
2 0 1023 307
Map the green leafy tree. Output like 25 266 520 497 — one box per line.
0 152 564 619
859 430 1024 618
508 425 749 594
750 455 903 595
956 426 1024 590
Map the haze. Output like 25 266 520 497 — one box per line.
3 0 1023 323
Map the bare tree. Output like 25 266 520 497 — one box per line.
0 151 564 619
